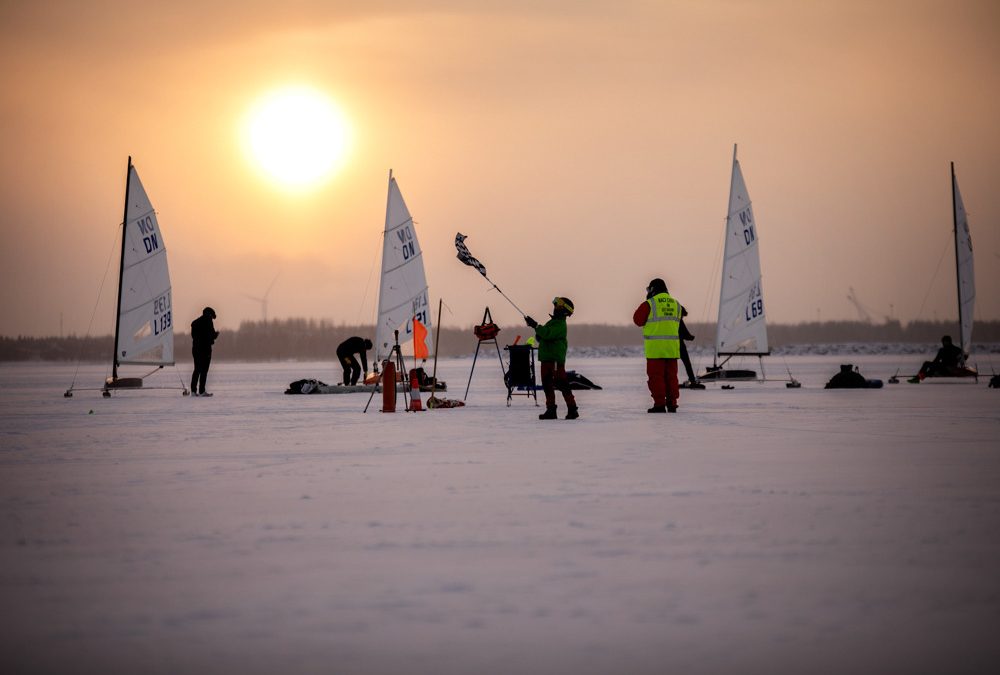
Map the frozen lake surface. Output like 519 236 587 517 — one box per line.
2 355 999 674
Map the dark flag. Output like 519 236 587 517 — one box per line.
455 233 487 277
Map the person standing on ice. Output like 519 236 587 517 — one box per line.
190 307 219 397
678 306 704 389
634 278 682 412
336 336 372 386
525 297 579 420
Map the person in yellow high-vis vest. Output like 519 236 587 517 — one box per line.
632 278 682 412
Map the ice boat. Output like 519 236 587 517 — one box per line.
699 146 774 383
368 170 445 391
65 157 186 397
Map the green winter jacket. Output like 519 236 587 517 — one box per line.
534 315 568 363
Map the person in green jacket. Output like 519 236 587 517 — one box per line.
525 297 578 420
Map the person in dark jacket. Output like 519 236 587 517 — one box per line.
337 336 373 386
526 297 578 420
825 364 869 389
909 335 965 382
679 307 704 389
190 307 219 396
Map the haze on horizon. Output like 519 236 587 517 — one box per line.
1 0 998 338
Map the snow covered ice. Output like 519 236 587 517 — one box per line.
2 355 999 674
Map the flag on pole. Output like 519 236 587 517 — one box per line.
455 233 487 277
413 317 429 359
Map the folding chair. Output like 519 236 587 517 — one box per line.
504 344 540 406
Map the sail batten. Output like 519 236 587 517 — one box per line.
374 173 433 366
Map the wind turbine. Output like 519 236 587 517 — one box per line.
245 272 280 323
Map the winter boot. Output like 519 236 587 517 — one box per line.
907 376 920 384
687 381 706 390
565 406 579 420
667 404 677 413
647 405 667 413
539 406 558 420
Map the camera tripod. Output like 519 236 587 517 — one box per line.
363 330 411 413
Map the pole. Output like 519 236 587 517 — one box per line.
483 277 527 317
429 298 443 402
111 156 132 382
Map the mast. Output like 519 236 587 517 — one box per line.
111 156 132 381
376 169 393 365
950 161 964 351
714 144 737 363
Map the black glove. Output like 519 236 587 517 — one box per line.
525 315 538 328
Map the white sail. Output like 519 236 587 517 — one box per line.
116 164 174 366
716 145 769 356
952 164 975 356
374 172 432 366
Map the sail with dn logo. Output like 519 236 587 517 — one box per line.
374 171 433 367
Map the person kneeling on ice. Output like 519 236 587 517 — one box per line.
908 335 965 383
825 364 873 389
525 297 579 420
336 336 373 386
634 278 682 413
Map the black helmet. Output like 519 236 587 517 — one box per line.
552 296 574 316
942 335 953 344
646 278 668 297
203 307 216 319
364 338 373 350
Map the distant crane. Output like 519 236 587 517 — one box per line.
847 287 892 324
244 272 280 323
847 287 873 323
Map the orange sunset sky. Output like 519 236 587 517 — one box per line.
1 0 998 337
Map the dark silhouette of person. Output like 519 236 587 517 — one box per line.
679 307 704 389
190 307 219 396
337 337 373 386
911 335 965 382
825 364 869 389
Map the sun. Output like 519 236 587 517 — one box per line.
242 86 351 190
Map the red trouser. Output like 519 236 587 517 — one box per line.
541 361 576 409
646 358 679 407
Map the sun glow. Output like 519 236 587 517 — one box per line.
243 86 350 190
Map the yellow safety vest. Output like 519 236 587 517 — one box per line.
643 292 681 358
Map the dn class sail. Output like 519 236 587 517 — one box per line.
700 145 771 382
952 162 975 365
373 170 433 370
65 157 185 397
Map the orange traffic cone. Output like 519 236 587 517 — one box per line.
408 369 423 412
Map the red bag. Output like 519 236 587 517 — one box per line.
474 322 500 341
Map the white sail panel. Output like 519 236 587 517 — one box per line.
117 166 174 365
716 151 769 355
374 174 432 366
953 170 974 356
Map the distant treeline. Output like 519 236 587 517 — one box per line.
3 318 999 362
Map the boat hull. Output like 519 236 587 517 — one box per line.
105 377 143 389
698 369 757 382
